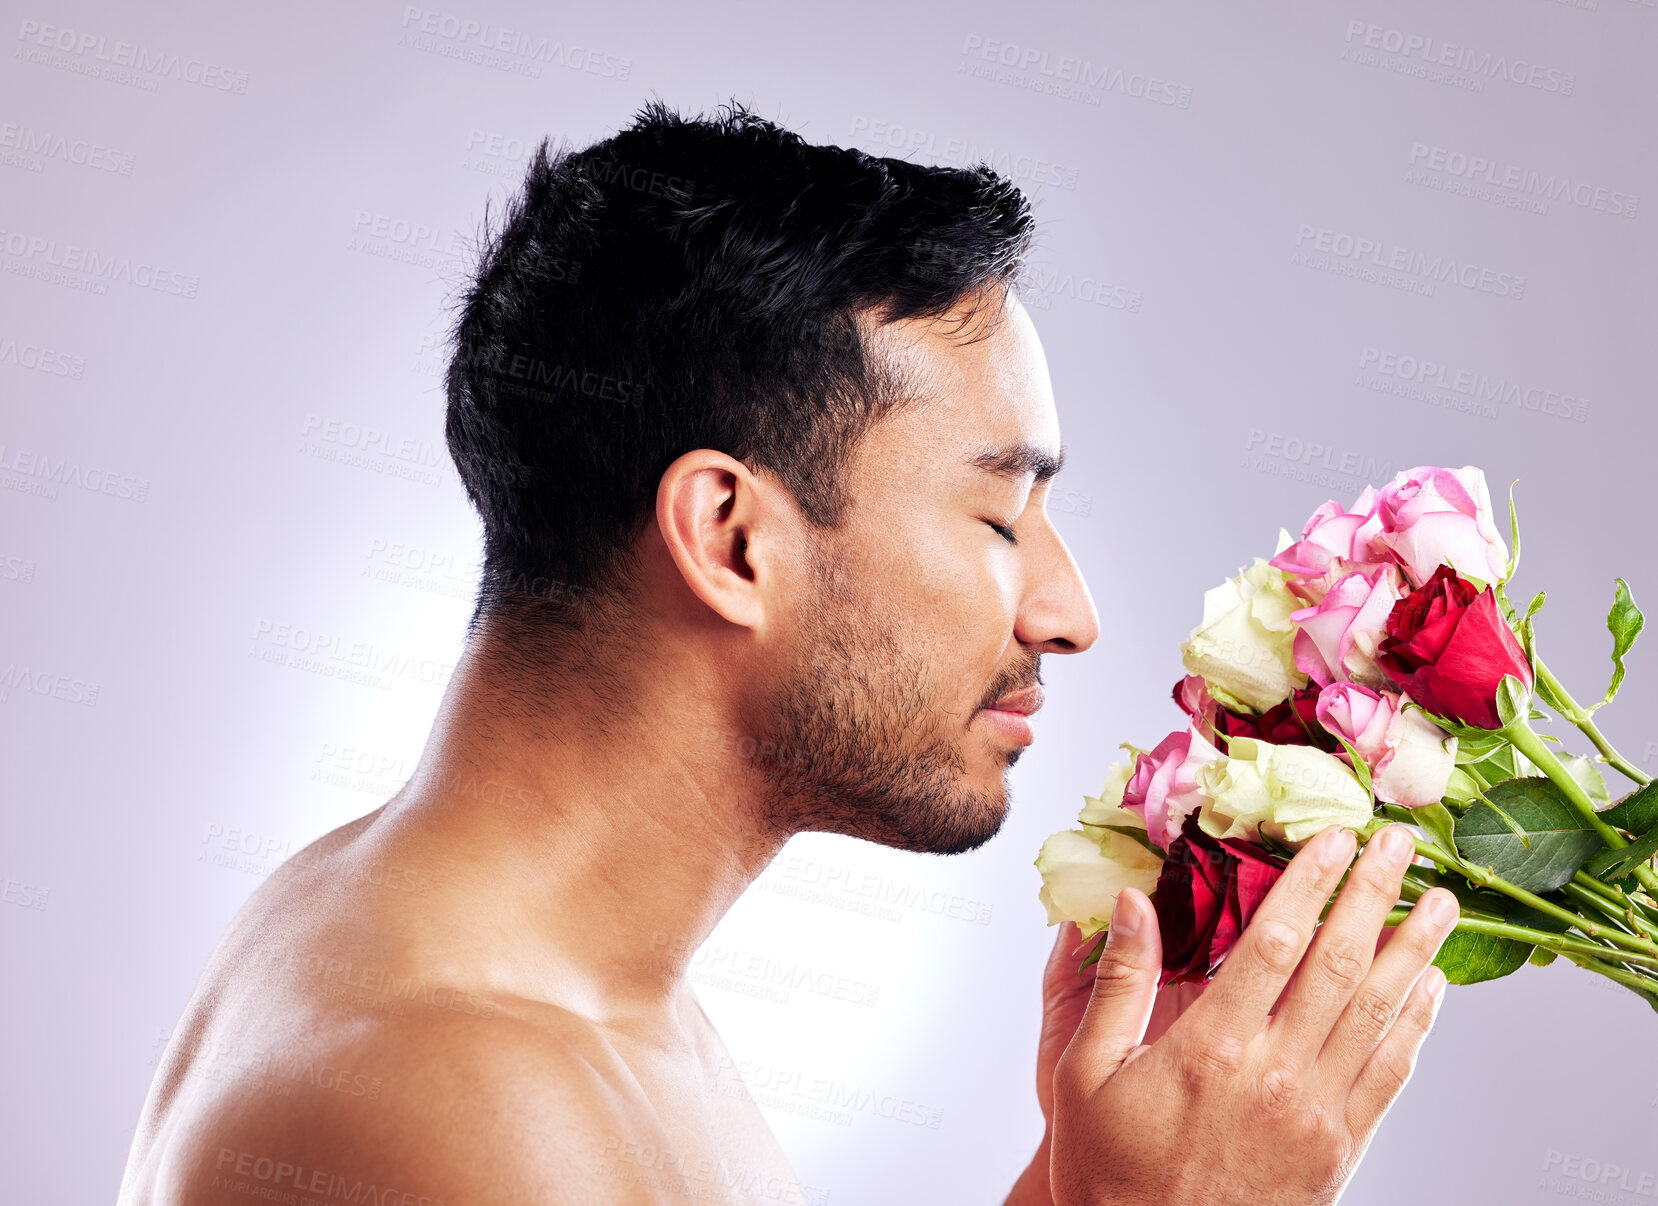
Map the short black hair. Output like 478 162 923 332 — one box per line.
444 99 1035 640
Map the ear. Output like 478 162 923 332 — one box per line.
654 449 792 632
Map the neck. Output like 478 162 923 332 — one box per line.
361 618 787 1019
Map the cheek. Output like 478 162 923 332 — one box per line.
824 514 1018 645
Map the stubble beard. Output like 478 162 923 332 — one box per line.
753 565 1024 856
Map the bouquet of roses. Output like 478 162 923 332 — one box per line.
1037 465 1658 1006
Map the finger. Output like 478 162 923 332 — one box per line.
1039 922 1097 1045
1344 962 1447 1137
1267 824 1416 1066
1175 825 1357 1052
1317 886 1458 1093
1145 978 1207 1044
1068 889 1163 1081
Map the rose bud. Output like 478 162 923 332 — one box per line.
1194 737 1375 846
1180 558 1307 713
1353 465 1510 588
1270 490 1401 604
1376 565 1532 730
1153 813 1287 986
1120 724 1223 850
1316 683 1458 808
1290 567 1406 690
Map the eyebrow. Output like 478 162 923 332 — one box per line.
968 442 1065 484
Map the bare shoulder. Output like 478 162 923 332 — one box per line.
151 1006 665 1206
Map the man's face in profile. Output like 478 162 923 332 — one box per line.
750 294 1098 855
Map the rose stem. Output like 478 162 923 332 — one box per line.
1535 658 1652 787
1560 881 1655 941
1383 906 1658 980
1561 951 1658 1001
1501 719 1658 895
1404 835 1658 958
1567 871 1658 936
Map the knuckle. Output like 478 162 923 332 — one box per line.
1370 1046 1417 1093
1251 919 1305 975
1179 1037 1243 1091
1405 985 1441 1034
1344 864 1403 910
1346 987 1399 1036
1403 917 1451 963
1313 938 1368 986
1088 951 1145 995
1289 868 1336 908
1258 1063 1304 1115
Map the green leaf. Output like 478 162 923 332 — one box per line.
1452 730 1511 762
1453 777 1606 892
1604 781 1658 835
1413 800 1459 852
1495 675 1531 729
1524 591 1546 622
1593 578 1645 712
1461 744 1532 789
1428 874 1574 983
1476 794 1533 850
1413 701 1507 746
1434 930 1533 984
1078 929 1108 971
1587 825 1658 883
1331 734 1374 796
1443 766 1487 805
1556 753 1610 808
1504 479 1521 584
1528 946 1558 967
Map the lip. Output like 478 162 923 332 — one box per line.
984 685 1044 716
977 685 1043 746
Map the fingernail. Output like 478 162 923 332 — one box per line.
1379 825 1414 865
1110 891 1142 938
1316 827 1357 870
1426 891 1459 926
1424 966 1448 1005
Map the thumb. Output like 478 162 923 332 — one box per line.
1069 888 1163 1082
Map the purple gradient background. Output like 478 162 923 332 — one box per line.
2 1 1655 1202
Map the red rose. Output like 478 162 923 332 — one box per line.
1152 813 1288 987
1172 676 1336 752
1376 565 1531 730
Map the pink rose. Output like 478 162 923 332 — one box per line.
1122 723 1223 850
1315 681 1395 765
1353 465 1509 588
1290 567 1405 690
1270 489 1398 604
1315 684 1457 808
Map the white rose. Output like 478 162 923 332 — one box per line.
1372 700 1458 809
1196 737 1374 846
1078 760 1141 838
1181 558 1308 713
1035 826 1162 938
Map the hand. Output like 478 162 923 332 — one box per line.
1046 823 1457 1206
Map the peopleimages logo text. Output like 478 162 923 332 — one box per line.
1294 224 1525 299
1408 144 1637 218
1343 21 1575 94
960 35 1192 107
15 19 250 92
398 8 632 78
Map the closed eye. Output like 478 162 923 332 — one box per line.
987 521 1018 546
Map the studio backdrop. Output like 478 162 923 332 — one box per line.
1 0 1654 1202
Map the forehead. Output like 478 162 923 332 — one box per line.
857 293 1059 466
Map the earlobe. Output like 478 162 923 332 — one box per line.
655 450 768 629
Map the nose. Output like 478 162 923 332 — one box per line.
1014 516 1099 654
